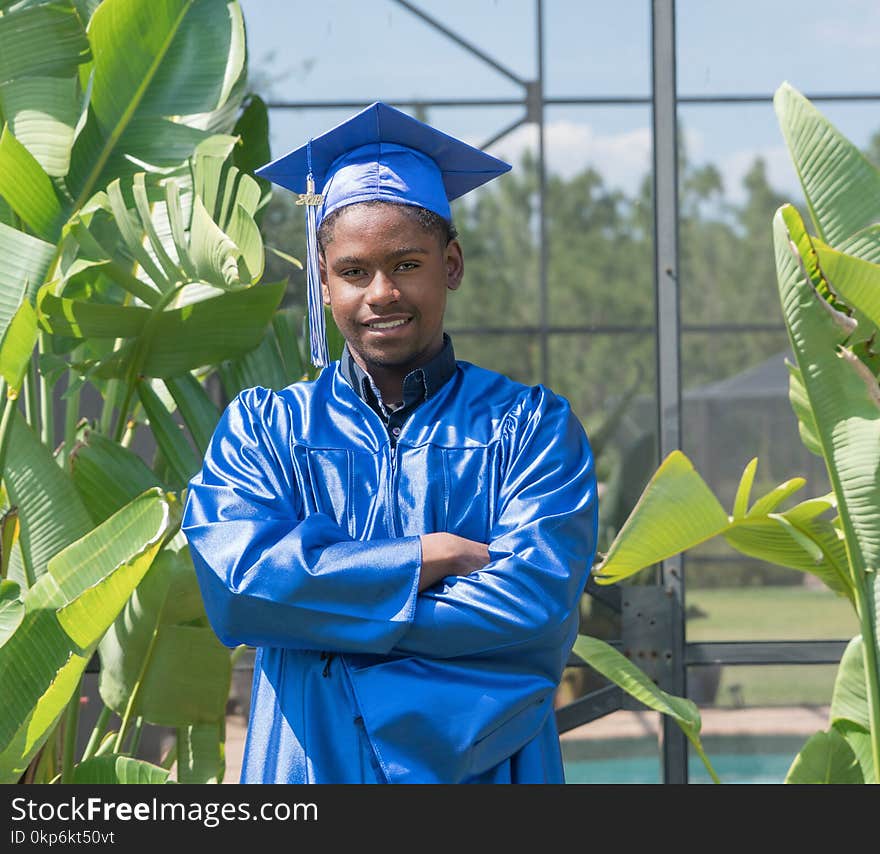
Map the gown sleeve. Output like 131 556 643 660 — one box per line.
345 385 599 782
181 386 421 653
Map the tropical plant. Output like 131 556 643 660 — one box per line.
578 82 880 784
0 0 315 783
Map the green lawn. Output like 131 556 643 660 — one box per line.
685 585 859 707
686 585 858 641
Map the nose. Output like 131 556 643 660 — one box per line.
365 271 399 306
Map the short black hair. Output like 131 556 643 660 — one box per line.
317 200 458 255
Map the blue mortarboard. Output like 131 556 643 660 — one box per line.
255 101 511 367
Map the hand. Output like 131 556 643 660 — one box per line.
418 532 490 591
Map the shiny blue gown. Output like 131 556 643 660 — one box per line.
182 360 598 783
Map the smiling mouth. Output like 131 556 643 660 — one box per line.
365 318 411 330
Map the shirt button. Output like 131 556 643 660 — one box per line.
391 427 401 436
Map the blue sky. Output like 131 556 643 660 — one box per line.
238 0 880 204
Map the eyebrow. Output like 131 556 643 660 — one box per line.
332 246 430 267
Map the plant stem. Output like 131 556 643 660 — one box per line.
854 573 880 783
113 378 137 444
23 358 38 431
0 380 16 482
687 732 721 784
34 725 58 782
114 623 162 753
127 716 145 757
61 679 82 783
62 375 81 467
38 332 54 451
82 705 112 762
99 377 120 436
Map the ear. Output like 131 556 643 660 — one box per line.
445 239 464 291
320 255 331 305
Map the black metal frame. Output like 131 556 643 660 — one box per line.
263 0 872 785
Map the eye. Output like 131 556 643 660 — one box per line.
339 267 366 279
395 261 419 272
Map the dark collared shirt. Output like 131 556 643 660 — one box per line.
339 334 457 446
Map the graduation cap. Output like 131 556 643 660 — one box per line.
255 102 511 367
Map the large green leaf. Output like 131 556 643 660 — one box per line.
775 82 880 247
838 224 880 266
0 1 90 86
0 298 38 392
724 514 852 600
784 728 863 784
592 450 729 584
573 635 719 781
3 410 93 583
69 0 245 208
38 290 151 339
832 718 875 785
136 379 202 488
0 579 23 648
98 546 231 728
812 241 880 332
787 360 823 457
89 0 233 127
69 429 162 524
0 488 176 783
0 76 79 178
0 224 56 342
176 720 225 783
71 754 170 784
89 282 286 379
164 372 220 455
830 636 869 731
595 447 852 595
775 206 880 578
0 124 64 241
573 635 700 729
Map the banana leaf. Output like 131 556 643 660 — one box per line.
593 451 849 596
69 430 162 524
3 410 93 584
774 203 880 779
0 1 90 86
98 546 230 730
784 729 863 784
0 223 56 342
0 124 64 241
0 488 177 783
176 720 225 783
775 82 880 248
164 372 220 456
0 579 23 648
67 0 246 208
0 298 38 393
0 76 79 177
71 754 170 784
573 635 718 782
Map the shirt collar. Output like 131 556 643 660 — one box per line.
340 333 456 411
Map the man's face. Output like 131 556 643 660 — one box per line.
320 202 463 376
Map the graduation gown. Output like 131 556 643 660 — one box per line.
182 360 598 783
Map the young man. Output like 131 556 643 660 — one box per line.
182 103 599 784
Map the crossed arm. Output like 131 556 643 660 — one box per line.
182 384 597 662
418 532 489 590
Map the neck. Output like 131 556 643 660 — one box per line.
362 362 406 405
349 338 445 404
